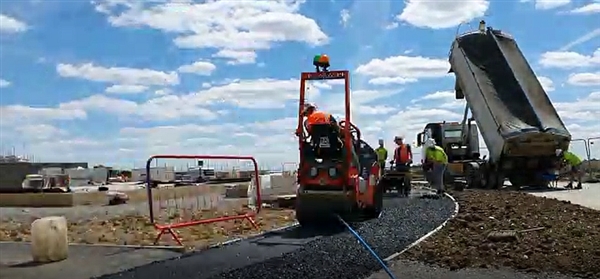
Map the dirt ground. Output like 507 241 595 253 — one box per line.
404 190 600 279
0 200 296 249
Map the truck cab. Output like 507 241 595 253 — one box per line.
417 121 481 162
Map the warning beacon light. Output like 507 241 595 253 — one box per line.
478 20 486 32
313 54 330 72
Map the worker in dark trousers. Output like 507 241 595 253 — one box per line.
375 139 388 175
392 136 413 171
557 149 583 189
424 139 448 195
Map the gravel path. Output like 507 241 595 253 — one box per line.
96 195 456 279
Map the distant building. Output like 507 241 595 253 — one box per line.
0 155 30 163
131 166 176 182
0 161 88 193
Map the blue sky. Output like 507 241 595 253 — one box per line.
1 0 599 169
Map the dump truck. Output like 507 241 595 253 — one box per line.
422 21 571 189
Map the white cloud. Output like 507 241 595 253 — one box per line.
384 22 399 30
177 61 216 75
14 124 68 140
534 0 571 10
355 54 450 84
212 50 257 65
94 1 328 63
188 78 306 109
59 94 217 121
154 88 171 96
567 72 600 86
555 91 600 122
411 90 464 110
340 9 350 27
539 48 600 69
559 28 600 51
57 63 180 86
396 0 489 29
416 90 455 101
0 105 87 125
0 79 11 88
0 14 28 33
105 84 148 94
537 76 555 92
570 3 600 14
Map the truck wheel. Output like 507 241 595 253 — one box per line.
464 163 482 189
487 172 505 189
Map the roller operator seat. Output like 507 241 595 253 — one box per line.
308 123 343 161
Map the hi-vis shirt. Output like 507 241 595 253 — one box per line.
425 146 448 164
306 112 331 127
375 147 388 162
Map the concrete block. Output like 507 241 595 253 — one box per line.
31 216 69 263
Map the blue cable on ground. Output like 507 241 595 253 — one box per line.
336 214 398 279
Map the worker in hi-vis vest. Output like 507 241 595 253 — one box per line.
392 136 413 172
424 138 448 194
295 103 339 136
375 139 388 175
557 149 583 189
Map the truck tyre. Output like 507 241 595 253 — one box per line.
487 171 504 189
464 163 482 189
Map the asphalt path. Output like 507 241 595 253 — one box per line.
97 189 456 279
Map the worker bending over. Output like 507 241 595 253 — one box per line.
296 103 340 136
424 139 448 194
557 149 583 189
296 103 359 165
392 136 413 171
375 139 388 175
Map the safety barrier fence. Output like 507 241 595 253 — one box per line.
568 138 600 181
588 137 600 178
146 155 261 246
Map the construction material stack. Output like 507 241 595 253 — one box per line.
443 21 571 189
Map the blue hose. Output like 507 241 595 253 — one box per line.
336 215 398 279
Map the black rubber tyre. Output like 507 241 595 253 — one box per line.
365 184 383 218
464 163 482 189
487 171 504 189
295 196 314 227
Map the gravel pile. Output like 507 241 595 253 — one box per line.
404 190 600 279
99 196 455 279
